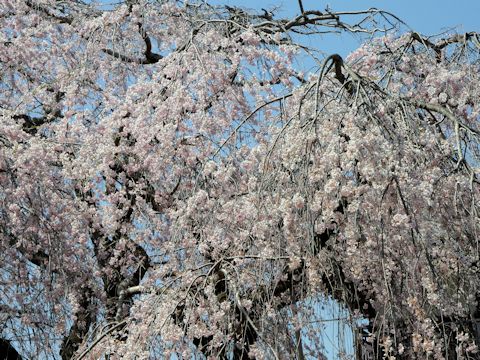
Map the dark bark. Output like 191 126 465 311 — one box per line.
0 339 22 360
91 127 151 323
102 3 162 65
12 89 64 135
13 114 48 135
60 287 95 360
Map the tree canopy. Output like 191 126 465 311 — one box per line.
1 1 479 359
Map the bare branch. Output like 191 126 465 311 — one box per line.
297 0 305 15
24 0 73 24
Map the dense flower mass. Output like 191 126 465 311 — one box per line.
1 1 479 359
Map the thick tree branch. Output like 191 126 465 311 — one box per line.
102 48 161 64
60 286 95 360
137 23 163 64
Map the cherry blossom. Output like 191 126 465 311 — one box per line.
1 1 479 359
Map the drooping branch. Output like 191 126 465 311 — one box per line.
168 262 259 359
74 321 127 360
411 31 480 62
